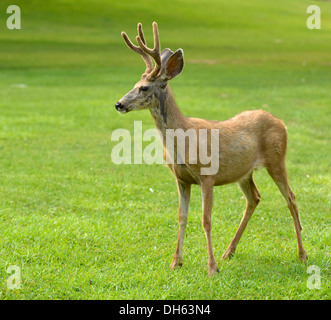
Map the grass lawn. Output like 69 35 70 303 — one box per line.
0 0 330 299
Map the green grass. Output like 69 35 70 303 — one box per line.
0 0 330 299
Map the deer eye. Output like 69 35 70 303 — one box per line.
140 86 149 92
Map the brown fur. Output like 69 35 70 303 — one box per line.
116 22 307 276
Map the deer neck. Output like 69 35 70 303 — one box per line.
149 85 188 134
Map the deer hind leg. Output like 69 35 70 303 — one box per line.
201 178 218 276
222 172 261 260
266 163 307 262
170 180 191 269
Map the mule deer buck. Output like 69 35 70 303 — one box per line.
115 22 307 276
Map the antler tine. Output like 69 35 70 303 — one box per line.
137 23 147 45
121 27 153 76
136 22 161 79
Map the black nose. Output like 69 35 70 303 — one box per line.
115 102 123 110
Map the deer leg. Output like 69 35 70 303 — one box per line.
267 166 307 262
170 180 191 269
201 178 218 276
222 173 261 260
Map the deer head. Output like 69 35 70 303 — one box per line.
115 22 184 114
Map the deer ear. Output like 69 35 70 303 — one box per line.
162 49 184 81
161 48 174 69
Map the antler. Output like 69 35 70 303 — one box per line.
121 23 153 77
136 22 161 80
122 22 162 80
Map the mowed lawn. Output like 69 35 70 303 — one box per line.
0 0 330 299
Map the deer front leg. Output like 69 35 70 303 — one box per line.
170 180 191 269
201 178 218 276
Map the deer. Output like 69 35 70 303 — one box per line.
115 22 307 276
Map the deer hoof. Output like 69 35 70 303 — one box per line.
222 248 235 260
208 266 219 277
299 251 308 263
170 260 183 269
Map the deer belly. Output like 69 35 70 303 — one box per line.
213 147 260 185
168 163 199 184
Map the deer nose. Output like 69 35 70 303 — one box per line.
115 102 122 110
115 101 123 110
